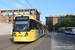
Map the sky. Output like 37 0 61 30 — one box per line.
0 0 75 23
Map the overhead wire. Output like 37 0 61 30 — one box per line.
16 0 44 22
26 0 33 8
26 0 43 20
0 1 13 9
16 0 29 8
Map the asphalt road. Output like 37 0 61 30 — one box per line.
0 34 51 50
52 32 75 50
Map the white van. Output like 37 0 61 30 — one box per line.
65 27 75 34
71 29 75 34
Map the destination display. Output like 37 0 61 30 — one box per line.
16 17 29 21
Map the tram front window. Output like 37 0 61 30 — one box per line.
14 17 29 31
15 24 28 31
15 21 29 31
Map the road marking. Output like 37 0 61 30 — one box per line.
51 34 58 50
51 35 52 50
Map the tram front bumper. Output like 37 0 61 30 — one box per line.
13 37 35 42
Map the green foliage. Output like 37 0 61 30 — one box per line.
57 16 75 28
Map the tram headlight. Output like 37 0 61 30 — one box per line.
25 32 28 36
13 33 16 36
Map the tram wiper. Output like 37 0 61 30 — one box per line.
14 26 21 34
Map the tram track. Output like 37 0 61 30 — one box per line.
0 38 12 43
0 41 14 50
0 37 12 40
2 42 30 50
0 35 31 50
17 43 30 50
1 35 46 50
2 44 15 50
0 34 50 50
18 34 49 50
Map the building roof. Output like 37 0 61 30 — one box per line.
0 8 36 11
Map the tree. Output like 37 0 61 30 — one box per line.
57 16 75 28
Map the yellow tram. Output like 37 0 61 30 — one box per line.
13 15 48 42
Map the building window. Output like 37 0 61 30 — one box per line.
2 20 6 22
30 10 35 15
19 10 23 15
36 16 38 18
2 17 6 19
1 11 7 16
25 10 29 15
8 11 12 16
8 20 12 22
14 11 18 16
8 17 12 19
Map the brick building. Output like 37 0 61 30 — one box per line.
0 8 40 24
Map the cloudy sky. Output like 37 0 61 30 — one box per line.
0 0 75 23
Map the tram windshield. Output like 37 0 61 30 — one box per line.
14 17 29 31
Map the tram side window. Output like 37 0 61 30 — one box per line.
39 24 42 30
44 26 46 31
41 24 43 30
35 21 39 29
30 20 34 29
